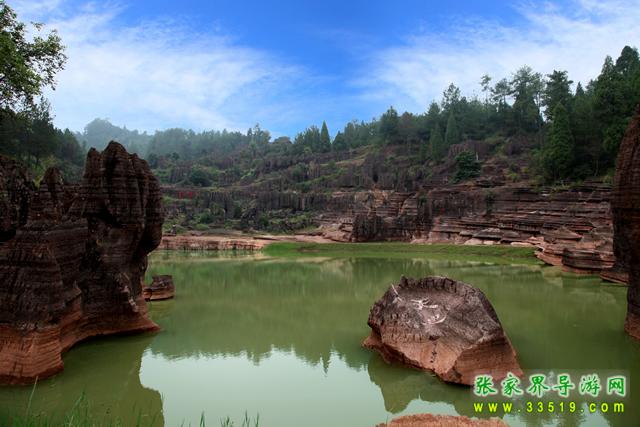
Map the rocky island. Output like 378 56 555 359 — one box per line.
363 276 522 385
0 142 163 384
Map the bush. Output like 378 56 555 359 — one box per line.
189 168 212 187
454 151 481 182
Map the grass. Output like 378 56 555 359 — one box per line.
263 242 541 265
1 388 259 427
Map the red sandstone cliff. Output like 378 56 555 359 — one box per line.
611 108 640 339
0 142 163 384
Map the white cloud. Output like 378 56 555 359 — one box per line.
359 0 640 113
11 0 309 134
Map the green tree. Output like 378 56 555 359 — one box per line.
429 123 445 160
480 74 492 104
189 168 212 187
593 55 627 158
541 103 574 182
444 111 461 147
543 70 573 121
454 151 481 182
332 131 348 151
379 106 399 145
320 121 331 152
0 1 67 112
441 83 461 114
510 66 543 132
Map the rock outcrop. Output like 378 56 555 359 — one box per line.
0 155 35 242
376 414 507 427
143 275 175 301
363 276 522 385
0 142 163 384
611 108 640 339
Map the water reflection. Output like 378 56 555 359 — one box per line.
0 334 164 426
1 252 638 427
144 253 639 426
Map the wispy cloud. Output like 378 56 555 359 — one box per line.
12 0 310 134
358 0 640 113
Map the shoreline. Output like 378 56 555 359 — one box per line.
157 233 627 281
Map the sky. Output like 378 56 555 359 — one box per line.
10 0 640 138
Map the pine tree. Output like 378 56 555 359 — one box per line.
320 121 331 152
444 112 461 148
379 106 399 145
543 70 573 121
541 103 574 182
430 123 445 160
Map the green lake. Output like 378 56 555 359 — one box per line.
1 250 639 426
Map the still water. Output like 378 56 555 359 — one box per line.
1 251 639 426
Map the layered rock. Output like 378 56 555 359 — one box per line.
143 275 175 301
611 108 640 339
0 142 163 384
160 234 266 251
363 276 522 385
376 414 507 427
0 155 35 242
315 183 618 277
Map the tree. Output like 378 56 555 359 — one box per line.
454 151 481 182
379 106 399 145
0 1 67 112
593 55 628 159
320 121 331 152
332 131 348 151
444 111 461 147
480 74 492 104
541 103 574 182
429 123 445 160
510 66 543 132
542 70 573 121
441 83 461 114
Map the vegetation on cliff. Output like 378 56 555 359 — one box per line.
0 1 84 180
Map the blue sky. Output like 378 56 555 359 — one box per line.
12 0 640 138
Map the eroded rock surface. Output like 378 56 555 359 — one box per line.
143 275 176 301
363 276 522 385
0 155 35 242
376 413 508 427
611 108 640 339
0 141 163 384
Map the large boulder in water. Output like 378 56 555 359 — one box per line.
611 107 640 339
0 141 163 384
363 276 522 385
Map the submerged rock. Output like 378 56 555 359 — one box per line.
0 142 163 384
143 275 176 301
611 108 640 339
363 276 522 385
376 413 507 427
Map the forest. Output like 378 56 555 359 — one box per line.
1 0 639 185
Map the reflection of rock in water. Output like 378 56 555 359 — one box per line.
0 334 164 426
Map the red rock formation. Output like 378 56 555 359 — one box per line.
0 155 35 242
611 108 640 339
0 142 163 384
363 276 522 386
376 413 507 427
143 275 176 301
160 234 266 251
